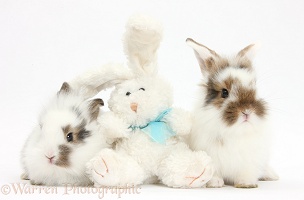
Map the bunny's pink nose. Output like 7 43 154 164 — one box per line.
242 110 251 121
130 103 138 113
45 155 55 164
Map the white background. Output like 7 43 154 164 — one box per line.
1 0 304 199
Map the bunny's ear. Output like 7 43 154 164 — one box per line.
68 63 133 99
237 43 260 60
57 82 71 95
123 14 163 77
88 98 104 121
186 38 222 77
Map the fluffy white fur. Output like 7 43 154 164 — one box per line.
87 76 213 188
187 39 279 188
69 62 134 99
216 67 256 89
71 15 214 188
190 101 272 188
21 85 109 186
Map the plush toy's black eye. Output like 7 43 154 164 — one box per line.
126 92 131 96
221 89 229 98
67 132 73 142
139 88 145 91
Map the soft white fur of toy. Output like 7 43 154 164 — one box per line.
21 85 109 186
87 75 213 187
69 14 214 188
187 39 279 188
69 62 134 99
123 14 163 77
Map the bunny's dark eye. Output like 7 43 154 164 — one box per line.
139 88 145 91
221 89 229 98
126 92 131 96
67 132 73 142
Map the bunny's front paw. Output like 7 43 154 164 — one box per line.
206 176 224 188
21 172 29 180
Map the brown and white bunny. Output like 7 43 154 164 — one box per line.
21 82 109 186
187 38 279 188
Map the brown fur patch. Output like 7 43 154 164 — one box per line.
237 87 256 103
62 120 91 143
205 77 238 108
55 145 71 167
252 99 267 118
216 58 230 71
58 82 71 95
204 57 230 76
222 86 267 126
89 98 104 121
238 58 252 69
223 101 241 125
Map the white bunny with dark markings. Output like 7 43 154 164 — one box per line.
21 82 109 186
187 38 279 188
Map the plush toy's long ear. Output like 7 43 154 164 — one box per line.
68 63 133 99
123 14 163 77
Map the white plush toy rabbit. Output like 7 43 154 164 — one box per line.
21 82 109 186
186 38 279 188
69 15 214 188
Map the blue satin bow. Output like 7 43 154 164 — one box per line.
129 108 176 144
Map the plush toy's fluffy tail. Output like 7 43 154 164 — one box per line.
123 14 163 76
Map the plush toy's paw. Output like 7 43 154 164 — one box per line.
185 161 214 188
158 146 214 188
86 149 146 187
185 152 214 187
165 108 192 136
206 176 224 188
91 156 109 178
86 149 119 187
